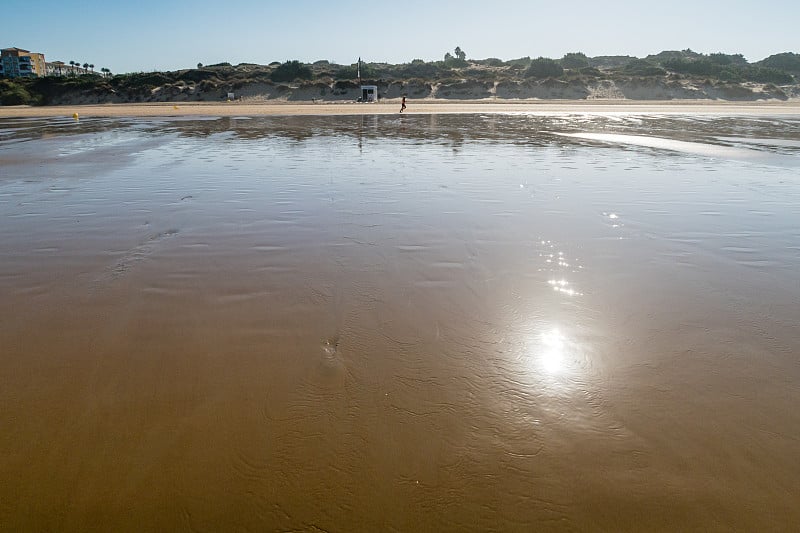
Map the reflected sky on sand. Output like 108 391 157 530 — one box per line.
1 113 800 531
2 112 800 159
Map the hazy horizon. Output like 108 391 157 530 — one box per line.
4 0 799 74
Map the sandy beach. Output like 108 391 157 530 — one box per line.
2 99 800 118
2 110 800 531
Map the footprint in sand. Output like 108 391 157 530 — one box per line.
97 229 180 282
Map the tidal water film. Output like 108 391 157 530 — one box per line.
1 113 799 531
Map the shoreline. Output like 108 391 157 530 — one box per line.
2 99 800 118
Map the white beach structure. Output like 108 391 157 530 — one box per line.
360 85 378 102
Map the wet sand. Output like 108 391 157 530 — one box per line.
1 113 800 531
1 99 800 118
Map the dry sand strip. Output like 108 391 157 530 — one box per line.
2 99 800 118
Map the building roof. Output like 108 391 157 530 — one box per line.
2 47 31 53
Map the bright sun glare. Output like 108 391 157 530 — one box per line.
540 329 567 374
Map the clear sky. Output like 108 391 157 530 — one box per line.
4 0 798 73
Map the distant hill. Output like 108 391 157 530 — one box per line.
2 50 798 106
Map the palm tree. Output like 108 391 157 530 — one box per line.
89 64 94 73
69 60 75 75
82 63 89 74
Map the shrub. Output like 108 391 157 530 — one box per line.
663 57 793 84
506 56 532 68
758 52 800 73
395 61 450 80
463 68 496 80
334 65 359 80
560 52 589 69
590 55 636 68
475 58 504 67
129 73 174 86
270 60 313 82
708 53 748 66
743 67 793 84
443 57 468 68
662 58 717 76
623 59 666 76
27 77 69 103
525 57 563 78
0 81 33 105
334 62 377 80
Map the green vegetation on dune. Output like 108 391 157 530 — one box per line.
758 52 800 74
526 57 564 79
560 52 589 69
0 79 33 105
662 57 793 84
269 60 312 83
1 49 798 106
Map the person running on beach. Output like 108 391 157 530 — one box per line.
400 96 407 113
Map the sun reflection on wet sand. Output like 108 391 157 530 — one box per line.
548 279 583 296
539 328 568 374
520 325 588 389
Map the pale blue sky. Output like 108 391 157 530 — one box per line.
4 0 798 73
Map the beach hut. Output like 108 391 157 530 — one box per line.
360 85 378 103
